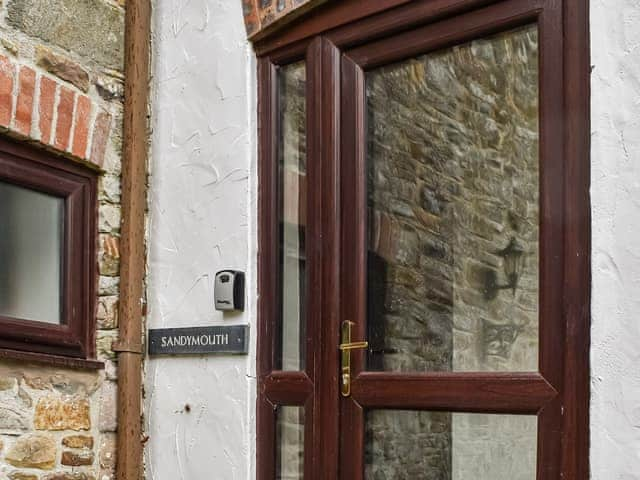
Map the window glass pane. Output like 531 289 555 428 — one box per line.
0 181 63 324
366 410 537 480
278 61 306 371
366 25 539 372
276 406 305 479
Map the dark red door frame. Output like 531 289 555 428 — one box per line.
256 1 590 478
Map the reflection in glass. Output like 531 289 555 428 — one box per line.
0 181 64 324
276 406 305 480
365 410 537 480
366 25 540 373
278 62 307 371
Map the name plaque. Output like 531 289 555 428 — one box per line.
148 325 249 356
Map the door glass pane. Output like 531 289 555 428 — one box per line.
0 181 64 324
366 25 539 373
278 61 307 371
366 410 537 480
276 406 305 479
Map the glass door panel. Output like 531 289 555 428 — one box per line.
278 61 307 371
276 406 305 479
365 410 537 480
339 3 565 477
365 25 540 373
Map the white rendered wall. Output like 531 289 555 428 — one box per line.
145 0 257 479
590 1 640 478
144 0 640 478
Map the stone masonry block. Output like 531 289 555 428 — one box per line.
96 295 118 330
2 38 19 56
98 204 121 234
98 381 117 432
7 0 124 70
62 435 94 449
42 473 95 480
36 46 90 92
61 449 95 466
34 395 91 431
0 377 31 432
5 434 57 469
98 276 119 296
98 432 116 478
98 234 120 277
9 472 39 480
96 331 118 361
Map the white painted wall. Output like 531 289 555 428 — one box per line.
590 1 640 478
145 0 257 479
145 0 640 478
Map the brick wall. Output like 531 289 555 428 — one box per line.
242 0 327 37
0 1 125 479
0 53 112 167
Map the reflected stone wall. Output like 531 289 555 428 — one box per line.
277 63 307 479
365 25 539 480
279 62 307 372
276 406 305 480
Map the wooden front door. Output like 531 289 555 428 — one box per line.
257 1 589 479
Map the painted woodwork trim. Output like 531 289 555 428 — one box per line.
256 0 590 478
0 136 98 362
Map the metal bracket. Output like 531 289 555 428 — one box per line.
112 341 144 355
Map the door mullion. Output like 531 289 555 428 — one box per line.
256 56 278 480
306 36 342 480
339 54 367 480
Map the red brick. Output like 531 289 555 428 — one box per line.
0 55 15 127
90 110 112 167
71 95 92 158
15 66 36 135
54 86 75 151
39 76 56 143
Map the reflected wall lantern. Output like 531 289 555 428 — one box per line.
483 236 525 301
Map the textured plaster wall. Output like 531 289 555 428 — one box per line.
144 0 640 478
590 1 640 478
145 1 257 479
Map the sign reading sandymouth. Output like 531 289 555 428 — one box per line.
148 325 249 355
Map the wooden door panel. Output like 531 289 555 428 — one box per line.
339 0 564 478
350 373 557 413
257 0 589 478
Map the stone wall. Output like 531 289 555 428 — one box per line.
275 406 304 479
0 363 114 480
0 0 125 479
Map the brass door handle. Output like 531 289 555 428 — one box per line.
339 320 368 397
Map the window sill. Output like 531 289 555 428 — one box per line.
0 348 104 370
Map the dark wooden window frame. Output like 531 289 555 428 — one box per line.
0 137 100 367
257 0 590 478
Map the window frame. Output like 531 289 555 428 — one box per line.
0 136 98 363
